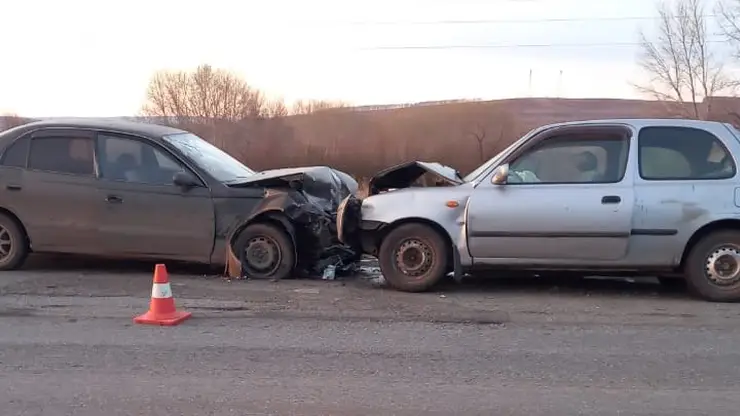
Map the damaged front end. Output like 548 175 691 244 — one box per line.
367 160 463 196
224 166 361 279
337 160 464 251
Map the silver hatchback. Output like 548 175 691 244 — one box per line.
337 118 740 302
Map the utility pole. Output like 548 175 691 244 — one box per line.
528 69 533 96
557 70 563 98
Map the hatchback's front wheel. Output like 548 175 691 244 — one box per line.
378 223 448 292
685 230 740 302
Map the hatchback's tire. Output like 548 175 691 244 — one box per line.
0 213 28 271
233 223 295 280
378 223 448 292
684 230 740 302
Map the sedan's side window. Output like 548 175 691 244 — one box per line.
28 136 95 176
507 134 629 184
638 126 736 180
97 134 187 186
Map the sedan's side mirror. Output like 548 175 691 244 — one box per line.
491 164 509 185
173 171 201 189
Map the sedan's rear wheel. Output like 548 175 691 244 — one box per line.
378 223 448 292
234 223 295 280
685 230 740 302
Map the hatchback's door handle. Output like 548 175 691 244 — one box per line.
106 195 123 204
5 185 21 191
601 195 621 204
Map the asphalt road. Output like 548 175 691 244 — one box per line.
1 255 739 415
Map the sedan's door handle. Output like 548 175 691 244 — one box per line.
601 195 621 204
5 185 21 191
106 195 123 204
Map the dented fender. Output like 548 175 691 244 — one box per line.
338 184 476 272
223 166 359 278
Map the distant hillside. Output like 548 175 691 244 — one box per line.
4 96 740 176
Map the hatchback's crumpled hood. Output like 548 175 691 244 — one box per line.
368 161 462 195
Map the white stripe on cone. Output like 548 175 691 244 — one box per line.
151 283 172 299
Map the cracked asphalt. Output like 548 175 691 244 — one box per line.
1 255 740 415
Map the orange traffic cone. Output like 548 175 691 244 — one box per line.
134 264 191 326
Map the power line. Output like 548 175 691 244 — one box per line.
320 15 719 26
357 39 727 50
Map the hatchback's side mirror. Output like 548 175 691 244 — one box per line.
173 171 200 189
491 164 510 185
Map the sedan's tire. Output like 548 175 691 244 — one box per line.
378 223 448 292
0 213 28 271
233 223 295 280
684 230 740 302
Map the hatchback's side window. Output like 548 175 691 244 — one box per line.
507 134 629 184
639 126 736 180
0 136 30 168
28 137 95 175
97 134 187 186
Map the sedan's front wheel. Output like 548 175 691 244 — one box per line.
378 223 448 292
234 223 295 280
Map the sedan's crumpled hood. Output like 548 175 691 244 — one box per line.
227 166 358 211
369 161 462 195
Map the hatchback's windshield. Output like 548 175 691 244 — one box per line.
462 128 536 182
163 133 256 182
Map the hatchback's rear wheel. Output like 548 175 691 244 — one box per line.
685 230 740 302
378 223 448 292
0 213 28 271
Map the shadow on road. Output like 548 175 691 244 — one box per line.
21 254 217 275
22 254 692 300
433 272 691 300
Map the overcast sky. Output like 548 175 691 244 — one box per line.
0 0 728 116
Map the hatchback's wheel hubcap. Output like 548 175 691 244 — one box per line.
706 246 740 286
395 239 433 279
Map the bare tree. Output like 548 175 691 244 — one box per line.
468 123 487 162
718 0 740 54
635 0 734 119
291 99 348 115
462 106 516 165
264 99 289 118
141 64 269 124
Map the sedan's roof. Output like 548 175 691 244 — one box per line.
0 118 186 141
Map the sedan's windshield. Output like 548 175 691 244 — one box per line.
163 133 256 182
